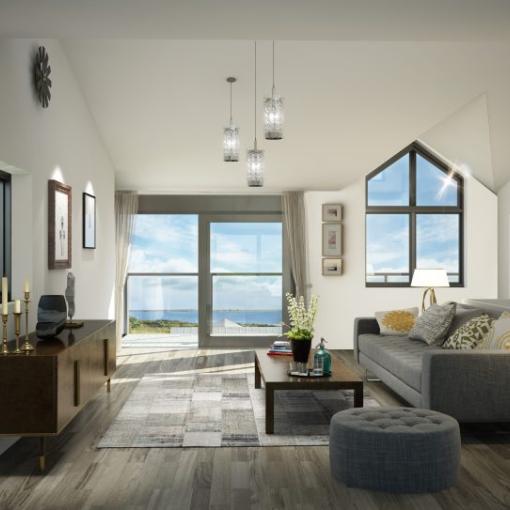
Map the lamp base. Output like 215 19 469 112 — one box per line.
421 288 437 312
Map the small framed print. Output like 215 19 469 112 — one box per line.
322 223 342 256
83 192 96 249
322 258 342 276
48 180 72 269
322 204 342 222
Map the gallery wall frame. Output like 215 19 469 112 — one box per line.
83 192 96 249
48 179 72 269
322 222 342 257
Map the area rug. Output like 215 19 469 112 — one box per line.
97 373 379 448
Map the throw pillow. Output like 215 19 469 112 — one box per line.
375 307 419 336
442 314 493 350
477 311 510 350
409 302 457 345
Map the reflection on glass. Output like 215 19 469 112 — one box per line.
210 222 282 273
416 155 458 206
212 275 282 336
416 214 459 284
128 215 198 273
366 214 410 283
367 154 409 206
127 276 198 337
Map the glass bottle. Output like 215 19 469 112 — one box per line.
313 338 332 376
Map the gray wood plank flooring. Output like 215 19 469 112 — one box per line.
0 348 509 510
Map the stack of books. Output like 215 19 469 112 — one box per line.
267 340 292 356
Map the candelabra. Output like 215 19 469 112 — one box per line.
13 311 22 354
1 313 8 355
21 291 34 352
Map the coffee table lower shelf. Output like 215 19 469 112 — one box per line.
255 350 364 434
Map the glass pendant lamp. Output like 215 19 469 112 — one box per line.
264 41 284 140
247 41 264 187
223 77 240 162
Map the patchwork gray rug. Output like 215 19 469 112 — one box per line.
98 373 379 448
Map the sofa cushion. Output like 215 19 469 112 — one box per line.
375 307 419 336
358 334 440 391
442 314 493 350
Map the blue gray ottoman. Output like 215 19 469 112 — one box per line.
330 407 461 493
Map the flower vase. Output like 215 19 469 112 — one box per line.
291 339 312 364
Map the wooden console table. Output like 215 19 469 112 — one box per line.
0 320 116 470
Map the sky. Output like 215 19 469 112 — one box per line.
128 216 282 311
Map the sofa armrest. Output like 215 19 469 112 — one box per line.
422 350 510 422
353 318 380 363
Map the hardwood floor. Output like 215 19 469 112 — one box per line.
0 348 509 510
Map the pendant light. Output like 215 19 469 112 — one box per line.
223 77 240 162
247 41 264 187
264 40 284 140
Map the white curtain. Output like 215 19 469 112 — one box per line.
282 191 308 300
115 191 138 348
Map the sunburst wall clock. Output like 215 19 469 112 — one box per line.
34 46 52 108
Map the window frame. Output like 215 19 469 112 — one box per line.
0 171 11 301
365 142 464 288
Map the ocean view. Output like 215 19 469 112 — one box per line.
129 309 282 326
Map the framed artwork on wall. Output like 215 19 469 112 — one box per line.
322 258 342 276
83 192 96 249
322 204 342 222
48 180 72 269
322 222 342 257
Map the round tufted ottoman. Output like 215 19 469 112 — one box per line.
330 407 461 493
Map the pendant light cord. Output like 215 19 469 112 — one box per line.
254 40 257 149
229 80 233 124
272 40 275 97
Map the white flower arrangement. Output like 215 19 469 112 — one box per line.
284 293 318 341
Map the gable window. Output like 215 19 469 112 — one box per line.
365 142 463 287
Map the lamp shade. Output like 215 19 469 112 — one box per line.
411 269 450 288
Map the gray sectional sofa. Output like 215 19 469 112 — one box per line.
354 300 510 422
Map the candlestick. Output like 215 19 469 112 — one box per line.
24 278 30 293
21 291 34 353
14 299 21 314
2 313 8 355
13 312 21 354
2 276 8 316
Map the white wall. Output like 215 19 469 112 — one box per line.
305 176 498 349
498 180 510 298
0 39 116 455
0 39 115 325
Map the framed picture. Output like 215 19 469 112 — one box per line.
83 192 96 249
322 223 342 256
322 204 342 222
48 180 72 269
322 258 342 276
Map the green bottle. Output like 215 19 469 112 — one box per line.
314 338 332 376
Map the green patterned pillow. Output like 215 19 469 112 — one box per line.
442 314 493 350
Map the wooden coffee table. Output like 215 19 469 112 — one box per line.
254 349 364 434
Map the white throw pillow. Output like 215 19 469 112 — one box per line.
375 307 419 336
477 311 510 350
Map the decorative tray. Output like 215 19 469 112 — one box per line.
288 369 331 378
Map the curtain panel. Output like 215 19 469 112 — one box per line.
282 191 308 300
115 191 138 348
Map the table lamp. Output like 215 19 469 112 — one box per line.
411 269 450 312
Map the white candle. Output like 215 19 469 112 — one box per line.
2 276 8 315
24 279 30 293
14 299 21 314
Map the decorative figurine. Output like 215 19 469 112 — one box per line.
65 272 83 328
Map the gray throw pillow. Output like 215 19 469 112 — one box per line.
409 302 457 345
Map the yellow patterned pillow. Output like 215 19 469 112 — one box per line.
375 307 419 336
477 311 510 350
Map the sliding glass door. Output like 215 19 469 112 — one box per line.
199 214 288 347
125 211 288 347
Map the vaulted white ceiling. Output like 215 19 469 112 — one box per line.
3 1 510 192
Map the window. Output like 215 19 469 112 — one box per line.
209 221 283 337
366 143 463 287
126 214 199 338
0 171 11 300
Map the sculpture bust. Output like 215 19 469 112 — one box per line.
65 271 75 322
